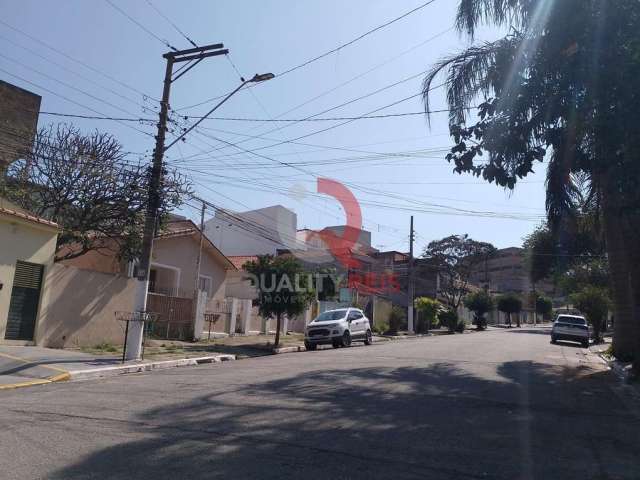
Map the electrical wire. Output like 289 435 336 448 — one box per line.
105 0 178 51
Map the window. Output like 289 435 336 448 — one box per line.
199 275 213 298
348 311 363 321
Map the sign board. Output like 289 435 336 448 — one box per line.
0 80 41 171
339 287 353 303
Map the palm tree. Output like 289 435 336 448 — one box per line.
422 0 639 365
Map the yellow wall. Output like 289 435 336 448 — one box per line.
0 212 58 341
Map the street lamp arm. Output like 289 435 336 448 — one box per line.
164 72 274 152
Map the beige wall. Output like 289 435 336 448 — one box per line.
36 263 136 348
0 213 58 340
151 236 227 301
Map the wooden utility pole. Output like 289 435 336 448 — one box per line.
407 216 415 333
127 43 229 360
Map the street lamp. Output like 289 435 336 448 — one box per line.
164 72 274 151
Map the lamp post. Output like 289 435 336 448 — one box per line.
125 48 274 360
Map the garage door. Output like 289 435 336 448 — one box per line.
4 260 44 341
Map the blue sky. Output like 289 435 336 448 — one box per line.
1 0 547 252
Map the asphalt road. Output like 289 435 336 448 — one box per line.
1 327 639 480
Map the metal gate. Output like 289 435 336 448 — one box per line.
146 293 194 340
5 260 44 340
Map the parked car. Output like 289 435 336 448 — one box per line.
551 314 590 348
304 308 372 350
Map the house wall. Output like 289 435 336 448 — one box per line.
0 214 58 340
36 263 136 348
205 205 298 256
151 235 227 300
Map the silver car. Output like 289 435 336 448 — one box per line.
551 314 589 348
304 308 373 350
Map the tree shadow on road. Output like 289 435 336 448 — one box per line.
50 360 638 480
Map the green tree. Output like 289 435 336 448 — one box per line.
244 255 314 348
388 306 407 335
535 295 553 322
414 297 440 333
571 287 611 344
422 0 640 369
497 294 523 328
422 235 496 310
438 308 460 333
464 290 494 330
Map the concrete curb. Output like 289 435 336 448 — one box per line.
0 351 71 391
68 354 236 381
272 346 306 354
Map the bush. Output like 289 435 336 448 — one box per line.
464 291 494 330
388 306 407 334
439 309 459 333
414 297 440 333
372 321 389 335
455 320 466 333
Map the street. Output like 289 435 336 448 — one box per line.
1 327 638 479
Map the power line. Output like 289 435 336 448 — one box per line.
105 0 179 51
0 18 158 101
0 67 154 138
144 0 198 47
0 32 157 114
276 0 439 78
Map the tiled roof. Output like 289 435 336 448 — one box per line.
227 255 259 270
0 205 59 229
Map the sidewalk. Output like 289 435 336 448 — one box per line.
0 344 234 390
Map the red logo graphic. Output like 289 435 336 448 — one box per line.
309 178 363 268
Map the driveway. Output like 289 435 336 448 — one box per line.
1 327 638 479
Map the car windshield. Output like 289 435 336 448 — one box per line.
556 316 587 325
313 310 348 322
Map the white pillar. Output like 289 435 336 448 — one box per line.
125 278 148 361
408 305 414 334
282 315 289 335
192 291 206 341
241 299 252 334
261 317 269 334
229 298 239 335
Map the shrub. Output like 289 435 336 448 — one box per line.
372 321 389 335
455 320 466 333
464 291 494 330
439 309 459 333
497 293 523 327
414 297 440 333
388 306 407 334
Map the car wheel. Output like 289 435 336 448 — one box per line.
304 341 317 351
341 331 352 347
364 329 372 345
551 336 557 344
582 340 589 348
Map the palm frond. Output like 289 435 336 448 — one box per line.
456 0 536 37
545 151 578 234
422 37 517 125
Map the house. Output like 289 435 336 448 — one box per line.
205 205 300 256
0 198 59 344
59 217 242 341
468 247 554 297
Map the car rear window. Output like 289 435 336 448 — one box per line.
556 316 587 325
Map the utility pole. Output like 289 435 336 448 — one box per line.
407 215 415 334
126 43 229 360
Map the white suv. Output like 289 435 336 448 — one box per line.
304 308 372 351
551 314 590 348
